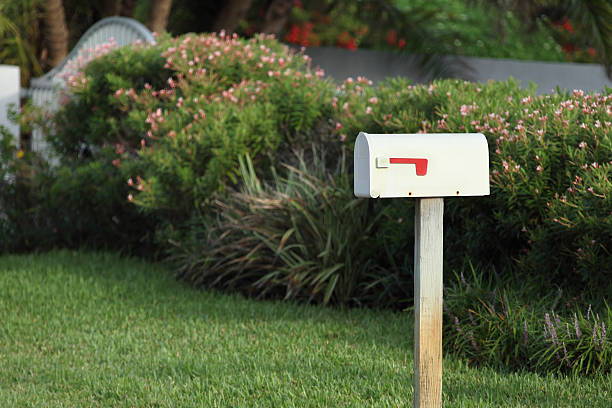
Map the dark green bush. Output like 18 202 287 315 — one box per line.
0 137 156 254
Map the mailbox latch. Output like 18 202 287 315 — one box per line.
376 157 390 168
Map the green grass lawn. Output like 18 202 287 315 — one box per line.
0 251 610 407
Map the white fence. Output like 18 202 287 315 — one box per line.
28 17 154 161
0 65 20 146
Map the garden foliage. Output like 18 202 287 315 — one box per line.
2 32 610 375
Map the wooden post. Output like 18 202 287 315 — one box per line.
414 197 444 408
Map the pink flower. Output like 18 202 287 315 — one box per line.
460 103 477 117
368 97 378 104
128 194 134 202
536 165 543 172
335 122 343 130
365 106 372 114
579 141 587 149
127 178 134 186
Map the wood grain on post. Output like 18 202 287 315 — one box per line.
414 198 444 408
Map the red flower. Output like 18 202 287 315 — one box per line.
562 17 574 33
398 38 406 49
562 43 575 54
386 30 397 46
285 25 301 44
587 47 597 57
294 0 303 9
336 31 350 48
346 38 357 50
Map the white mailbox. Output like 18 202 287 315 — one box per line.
354 132 490 198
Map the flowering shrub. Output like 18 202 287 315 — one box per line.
333 78 611 299
51 37 172 157
52 32 336 223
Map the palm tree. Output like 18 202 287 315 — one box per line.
147 0 174 33
43 0 69 67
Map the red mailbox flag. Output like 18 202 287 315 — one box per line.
389 158 428 176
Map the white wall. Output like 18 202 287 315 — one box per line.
0 65 20 146
303 47 612 94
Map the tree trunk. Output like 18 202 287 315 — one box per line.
103 0 137 17
119 0 137 17
261 0 293 35
102 0 120 16
147 0 174 34
44 0 69 68
212 0 254 33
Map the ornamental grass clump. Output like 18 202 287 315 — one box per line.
170 149 405 306
444 266 611 376
536 305 610 375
